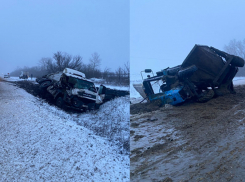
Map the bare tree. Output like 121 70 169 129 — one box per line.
38 52 84 75
123 61 130 83
103 67 111 83
53 52 64 71
71 55 83 70
89 52 101 77
39 58 51 70
38 57 56 74
115 66 123 84
53 52 83 72
224 39 245 76
224 39 245 59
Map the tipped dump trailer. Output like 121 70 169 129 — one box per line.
134 45 245 106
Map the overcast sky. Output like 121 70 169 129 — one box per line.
0 0 129 75
130 0 245 79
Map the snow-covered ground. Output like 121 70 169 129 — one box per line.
2 76 37 82
0 81 129 181
233 77 245 86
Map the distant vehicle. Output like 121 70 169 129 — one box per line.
19 71 28 79
4 73 10 78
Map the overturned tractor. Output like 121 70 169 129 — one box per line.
133 45 245 106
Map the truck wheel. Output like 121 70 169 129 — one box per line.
196 89 214 103
214 83 234 96
56 97 64 109
95 104 100 110
214 89 225 97
72 98 83 108
88 103 96 110
40 80 52 89
230 56 244 67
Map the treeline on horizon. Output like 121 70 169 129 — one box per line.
10 51 129 85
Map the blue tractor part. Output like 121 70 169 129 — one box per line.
142 65 197 106
148 86 186 106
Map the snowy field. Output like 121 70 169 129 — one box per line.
0 80 129 181
3 76 37 82
90 78 129 91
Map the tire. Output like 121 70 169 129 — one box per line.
214 89 225 97
56 97 64 109
40 80 52 88
95 104 100 110
196 89 214 103
88 103 96 110
230 56 244 67
214 83 234 96
72 97 83 108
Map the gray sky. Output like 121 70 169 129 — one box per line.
0 0 129 75
130 0 245 79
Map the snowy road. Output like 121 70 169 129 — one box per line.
0 81 129 181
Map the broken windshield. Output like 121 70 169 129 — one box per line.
68 77 96 92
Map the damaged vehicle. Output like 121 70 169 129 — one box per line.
133 45 245 106
19 71 29 79
36 68 129 111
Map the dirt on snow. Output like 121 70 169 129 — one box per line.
130 85 245 181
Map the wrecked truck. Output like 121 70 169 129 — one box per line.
19 71 29 79
133 45 245 106
36 68 129 111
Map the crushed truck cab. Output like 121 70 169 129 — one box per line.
134 45 245 106
36 68 129 111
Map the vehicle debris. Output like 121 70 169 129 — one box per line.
133 45 245 106
36 68 129 111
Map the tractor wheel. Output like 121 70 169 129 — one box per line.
56 97 64 109
196 89 214 103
